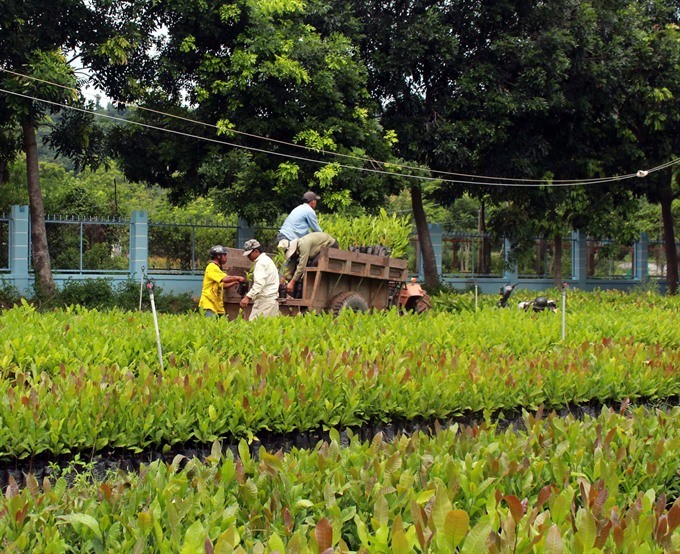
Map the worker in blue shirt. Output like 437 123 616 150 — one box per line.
276 191 322 245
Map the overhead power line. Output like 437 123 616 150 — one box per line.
1 73 678 187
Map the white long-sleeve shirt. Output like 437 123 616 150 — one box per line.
246 252 279 300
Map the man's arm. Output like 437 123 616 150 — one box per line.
306 210 322 233
291 244 310 283
222 275 244 288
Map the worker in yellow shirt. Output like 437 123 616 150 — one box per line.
198 245 244 317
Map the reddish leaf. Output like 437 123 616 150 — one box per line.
504 495 524 523
667 500 680 533
654 493 667 520
594 519 612 549
315 517 333 551
612 524 624 549
100 482 112 502
537 485 552 509
235 459 245 485
604 427 616 449
283 506 293 535
655 514 668 542
15 503 28 526
6 475 19 498
592 487 608 516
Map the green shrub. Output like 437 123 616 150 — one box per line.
57 278 117 309
0 279 21 309
114 279 196 314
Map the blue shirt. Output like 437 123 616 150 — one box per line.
278 203 322 240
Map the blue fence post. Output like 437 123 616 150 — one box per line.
9 205 31 295
130 210 148 279
572 230 587 289
429 224 443 277
503 238 518 283
634 232 649 281
236 216 255 248
416 226 443 280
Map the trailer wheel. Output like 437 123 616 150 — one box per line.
401 292 432 314
329 291 369 316
415 292 432 314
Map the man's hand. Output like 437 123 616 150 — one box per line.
239 296 250 309
286 280 295 294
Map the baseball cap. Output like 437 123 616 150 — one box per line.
243 239 261 256
302 191 321 203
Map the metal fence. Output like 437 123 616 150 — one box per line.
440 233 505 278
648 241 676 279
44 215 131 273
147 221 238 274
3 205 677 296
515 238 574 279
585 239 634 280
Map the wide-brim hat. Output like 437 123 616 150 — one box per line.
277 238 298 259
284 239 298 260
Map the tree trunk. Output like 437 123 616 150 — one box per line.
536 239 547 276
476 201 491 274
22 119 55 298
410 185 439 289
658 178 678 295
553 234 563 289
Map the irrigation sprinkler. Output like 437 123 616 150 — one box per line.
561 282 569 340
138 266 146 311
145 279 164 370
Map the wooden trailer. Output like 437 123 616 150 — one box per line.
220 246 419 320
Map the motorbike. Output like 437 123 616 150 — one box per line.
497 284 557 312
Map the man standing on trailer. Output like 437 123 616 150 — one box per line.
239 239 280 320
199 245 244 317
276 190 322 244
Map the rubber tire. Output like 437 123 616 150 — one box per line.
329 291 369 316
401 292 432 314
415 292 432 314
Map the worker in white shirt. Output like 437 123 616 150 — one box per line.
239 239 280 320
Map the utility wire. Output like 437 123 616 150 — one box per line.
1 67 650 185
6 67 674 185
1 80 677 187
4 66 677 184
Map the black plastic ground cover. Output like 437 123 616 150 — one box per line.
1 396 677 490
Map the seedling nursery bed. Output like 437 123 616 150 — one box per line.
2 396 677 491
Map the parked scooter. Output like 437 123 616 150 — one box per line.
518 296 558 313
498 284 558 312
497 283 518 307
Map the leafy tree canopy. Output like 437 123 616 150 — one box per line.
109 0 398 224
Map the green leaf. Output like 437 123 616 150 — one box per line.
444 509 469 548
461 516 492 554
58 513 102 539
545 524 564 554
181 520 206 554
